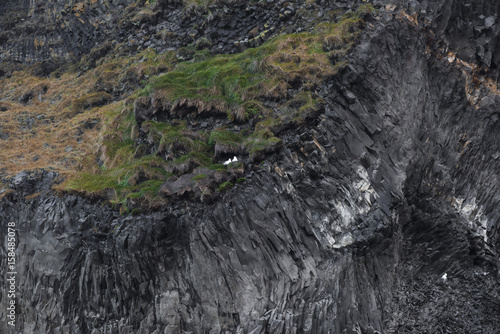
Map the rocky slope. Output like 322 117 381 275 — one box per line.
1 1 500 333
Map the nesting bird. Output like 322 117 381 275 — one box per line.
223 156 238 165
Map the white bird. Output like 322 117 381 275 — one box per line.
441 273 447 282
223 156 238 165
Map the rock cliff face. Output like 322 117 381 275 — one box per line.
0 0 131 65
0 0 357 71
1 1 500 333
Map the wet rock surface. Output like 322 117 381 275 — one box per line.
1 1 500 334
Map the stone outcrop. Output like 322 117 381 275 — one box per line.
0 0 334 68
1 1 500 334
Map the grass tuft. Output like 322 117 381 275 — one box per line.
72 92 112 113
217 181 233 192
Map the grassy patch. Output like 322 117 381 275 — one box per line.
64 158 169 207
244 132 281 154
72 92 112 113
208 164 227 172
140 8 365 124
0 47 177 181
217 181 233 192
0 5 371 208
192 174 207 181
67 7 367 204
143 120 211 159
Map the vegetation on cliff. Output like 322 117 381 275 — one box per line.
0 4 374 211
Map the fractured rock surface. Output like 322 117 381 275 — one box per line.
1 1 500 333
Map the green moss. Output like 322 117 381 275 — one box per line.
124 179 164 200
245 136 281 154
192 174 207 181
357 3 376 15
131 208 142 215
66 163 167 208
173 151 212 166
208 130 244 146
66 173 121 193
209 164 226 170
217 181 233 192
226 161 243 170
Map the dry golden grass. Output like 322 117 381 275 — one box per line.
260 33 343 88
0 73 106 180
172 97 230 116
0 47 178 181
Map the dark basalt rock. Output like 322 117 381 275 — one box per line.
0 1 364 69
1 1 500 334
